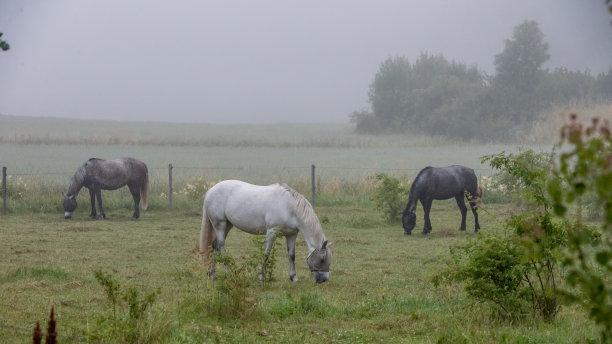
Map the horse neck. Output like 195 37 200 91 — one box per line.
278 183 325 251
68 166 86 195
404 180 421 213
299 220 326 253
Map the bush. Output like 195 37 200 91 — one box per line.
435 149 566 322
435 234 529 321
371 173 410 222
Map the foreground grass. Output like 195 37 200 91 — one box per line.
0 202 598 343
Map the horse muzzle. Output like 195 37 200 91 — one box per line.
64 211 73 219
311 270 329 283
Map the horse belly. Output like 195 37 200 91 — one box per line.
224 204 269 234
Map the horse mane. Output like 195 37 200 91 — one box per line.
405 166 433 213
278 183 324 240
68 165 87 195
409 166 432 194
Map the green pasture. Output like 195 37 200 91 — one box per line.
0 202 598 343
1 116 589 342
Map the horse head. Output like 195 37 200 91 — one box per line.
306 240 332 283
63 193 77 219
402 210 416 235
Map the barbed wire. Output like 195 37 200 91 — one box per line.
2 164 494 177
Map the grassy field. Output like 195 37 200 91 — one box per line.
0 115 598 342
0 203 598 343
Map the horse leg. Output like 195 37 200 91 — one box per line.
286 233 298 282
422 198 433 234
468 197 480 232
259 228 279 282
209 219 232 277
95 188 105 220
455 195 468 231
128 184 141 220
88 188 97 219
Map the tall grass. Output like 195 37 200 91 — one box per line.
519 101 612 144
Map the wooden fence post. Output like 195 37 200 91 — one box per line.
168 164 173 211
2 167 6 215
311 164 315 206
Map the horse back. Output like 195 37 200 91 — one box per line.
86 157 147 189
429 165 478 200
204 180 300 233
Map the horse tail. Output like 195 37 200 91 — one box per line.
199 203 217 269
476 185 483 198
465 169 480 202
140 167 149 210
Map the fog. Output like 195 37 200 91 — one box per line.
0 1 610 124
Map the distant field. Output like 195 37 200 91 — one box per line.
0 114 449 148
0 114 552 184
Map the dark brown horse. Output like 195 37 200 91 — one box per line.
63 157 149 220
402 165 481 235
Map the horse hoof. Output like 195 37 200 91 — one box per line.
99 215 106 220
131 217 138 221
404 231 411 235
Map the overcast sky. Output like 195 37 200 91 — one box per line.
0 1 610 124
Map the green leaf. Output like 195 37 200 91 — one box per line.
595 252 609 266
553 203 567 216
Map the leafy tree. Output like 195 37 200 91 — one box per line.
0 33 9 51
361 53 485 136
351 19 608 143
494 20 550 93
537 67 595 104
486 20 551 128
367 56 413 130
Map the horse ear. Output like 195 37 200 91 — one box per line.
321 240 332 249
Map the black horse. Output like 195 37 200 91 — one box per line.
63 157 149 220
402 165 481 235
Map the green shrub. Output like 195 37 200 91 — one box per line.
371 173 410 222
434 234 530 321
436 149 567 322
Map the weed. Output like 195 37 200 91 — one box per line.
92 269 161 342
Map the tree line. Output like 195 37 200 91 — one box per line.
351 20 612 141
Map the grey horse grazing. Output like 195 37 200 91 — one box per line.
63 157 149 220
402 165 481 235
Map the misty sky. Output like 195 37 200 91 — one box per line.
0 1 611 124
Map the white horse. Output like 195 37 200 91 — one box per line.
199 180 332 283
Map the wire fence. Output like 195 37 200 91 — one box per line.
1 163 495 215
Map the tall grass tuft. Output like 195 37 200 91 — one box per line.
519 101 612 144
